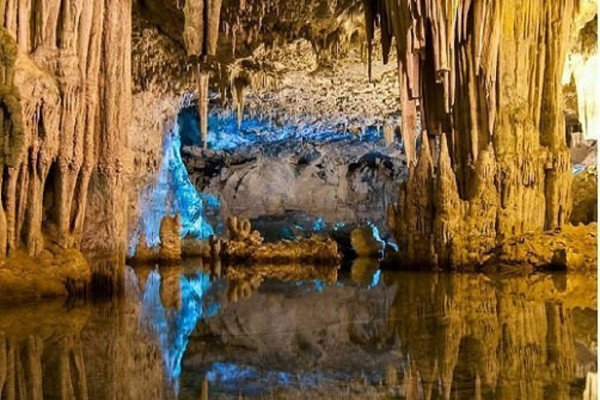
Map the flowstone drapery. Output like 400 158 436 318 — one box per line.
365 0 581 268
0 1 132 283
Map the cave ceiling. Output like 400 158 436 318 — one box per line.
137 0 365 62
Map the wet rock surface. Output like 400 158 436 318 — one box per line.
350 226 385 257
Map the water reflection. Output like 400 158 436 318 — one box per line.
135 267 221 395
0 267 595 400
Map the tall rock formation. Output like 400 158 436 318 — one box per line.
367 0 583 268
0 1 132 284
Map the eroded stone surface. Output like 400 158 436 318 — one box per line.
0 0 132 298
375 1 583 269
223 216 341 263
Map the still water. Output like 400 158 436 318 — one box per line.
0 260 596 400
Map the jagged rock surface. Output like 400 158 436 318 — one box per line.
223 216 341 263
0 0 132 296
374 0 583 269
490 223 597 271
571 167 598 225
183 137 406 228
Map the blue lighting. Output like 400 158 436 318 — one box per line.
333 221 346 230
178 107 387 152
134 123 215 253
367 221 385 246
204 361 376 397
312 216 325 232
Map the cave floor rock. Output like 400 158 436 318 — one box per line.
0 244 90 304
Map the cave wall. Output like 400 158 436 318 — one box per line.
370 0 584 268
0 2 132 268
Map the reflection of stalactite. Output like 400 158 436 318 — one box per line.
369 0 578 268
0 334 90 400
387 273 591 400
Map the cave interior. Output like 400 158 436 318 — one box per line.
0 0 598 399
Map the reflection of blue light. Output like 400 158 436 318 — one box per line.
293 280 327 293
139 270 220 396
369 270 381 288
133 124 215 253
573 165 585 175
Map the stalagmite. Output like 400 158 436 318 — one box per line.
158 214 182 262
367 0 581 268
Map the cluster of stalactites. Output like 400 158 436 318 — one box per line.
0 0 131 260
365 0 580 146
214 55 281 128
373 0 579 268
220 0 364 57
180 0 223 148
563 1 599 140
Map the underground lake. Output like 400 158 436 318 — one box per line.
0 0 597 399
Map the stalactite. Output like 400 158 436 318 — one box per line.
233 76 246 129
197 69 210 147
367 0 581 268
182 0 223 148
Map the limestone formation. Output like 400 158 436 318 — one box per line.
491 223 597 271
159 214 182 262
223 216 341 264
0 244 90 303
183 0 223 147
571 167 598 225
226 216 252 242
370 0 583 269
131 214 183 263
0 0 132 294
350 227 384 257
